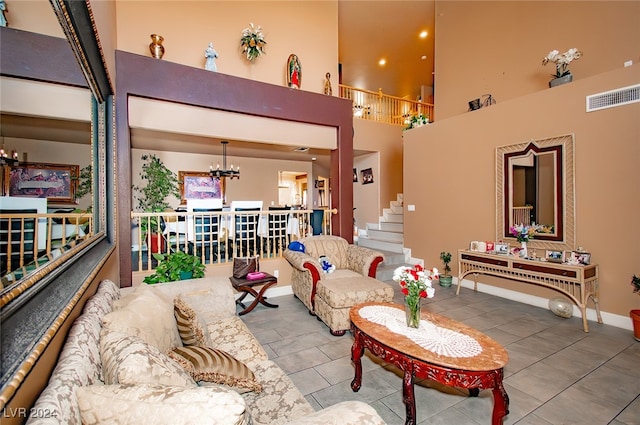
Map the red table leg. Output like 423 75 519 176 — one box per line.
350 327 364 392
402 362 416 425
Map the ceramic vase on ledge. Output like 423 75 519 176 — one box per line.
549 73 573 88
149 34 165 59
405 298 421 328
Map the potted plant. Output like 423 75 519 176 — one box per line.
438 251 453 287
404 113 429 130
132 154 179 253
143 251 206 284
631 275 640 341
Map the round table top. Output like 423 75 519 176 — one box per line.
350 302 508 371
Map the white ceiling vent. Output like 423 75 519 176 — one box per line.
586 84 640 112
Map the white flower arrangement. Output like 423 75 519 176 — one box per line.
404 113 429 130
240 23 266 61
542 48 583 78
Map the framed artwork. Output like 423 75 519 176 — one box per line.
574 251 591 265
353 168 358 183
3 162 79 204
178 171 225 205
545 250 565 263
361 168 374 184
495 243 509 254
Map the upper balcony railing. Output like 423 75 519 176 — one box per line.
339 84 435 126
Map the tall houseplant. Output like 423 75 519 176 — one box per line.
132 154 179 252
438 251 453 287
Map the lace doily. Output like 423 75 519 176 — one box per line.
358 305 482 358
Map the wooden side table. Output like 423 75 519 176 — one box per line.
229 273 279 315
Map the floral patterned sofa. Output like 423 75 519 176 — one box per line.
27 278 386 425
284 235 394 335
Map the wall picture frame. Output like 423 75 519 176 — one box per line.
3 162 79 204
361 168 374 184
178 171 225 205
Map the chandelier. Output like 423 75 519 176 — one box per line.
0 144 19 167
210 141 240 179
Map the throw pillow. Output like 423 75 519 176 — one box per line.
76 384 250 425
168 346 262 393
100 330 195 387
103 284 182 352
232 256 259 279
176 288 235 322
173 297 209 346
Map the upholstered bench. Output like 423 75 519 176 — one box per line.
314 273 395 335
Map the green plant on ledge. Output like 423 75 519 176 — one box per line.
404 113 429 130
143 251 206 284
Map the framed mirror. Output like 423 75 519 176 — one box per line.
496 134 575 251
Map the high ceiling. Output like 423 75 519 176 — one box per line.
338 1 436 100
5 2 437 169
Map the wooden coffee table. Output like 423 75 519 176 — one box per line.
350 302 509 425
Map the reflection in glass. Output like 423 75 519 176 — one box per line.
496 134 575 251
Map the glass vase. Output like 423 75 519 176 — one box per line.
520 241 528 258
404 297 421 328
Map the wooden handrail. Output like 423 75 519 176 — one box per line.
339 84 435 126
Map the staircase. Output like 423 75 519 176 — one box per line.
356 194 418 281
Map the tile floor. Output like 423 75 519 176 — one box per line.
239 283 640 425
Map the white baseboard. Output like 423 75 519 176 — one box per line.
457 278 633 331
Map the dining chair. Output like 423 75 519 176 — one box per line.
190 208 223 263
230 207 260 257
262 206 289 256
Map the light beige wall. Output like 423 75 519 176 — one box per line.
403 65 640 318
2 0 63 37
114 1 339 95
131 148 312 208
434 1 640 120
353 119 404 226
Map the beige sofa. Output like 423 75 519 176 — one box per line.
27 277 386 425
284 235 394 335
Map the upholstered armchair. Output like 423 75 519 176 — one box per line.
284 235 394 335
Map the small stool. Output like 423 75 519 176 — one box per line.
229 273 279 315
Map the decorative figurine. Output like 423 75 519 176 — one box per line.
324 72 332 96
0 1 8 27
204 42 218 72
286 54 301 89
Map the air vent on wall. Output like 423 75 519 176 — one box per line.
586 84 640 112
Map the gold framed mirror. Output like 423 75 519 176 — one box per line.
496 134 575 251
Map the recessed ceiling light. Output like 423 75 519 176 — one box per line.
421 55 427 60
311 157 317 161
378 58 386 66
419 30 428 39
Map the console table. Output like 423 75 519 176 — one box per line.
457 249 602 332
